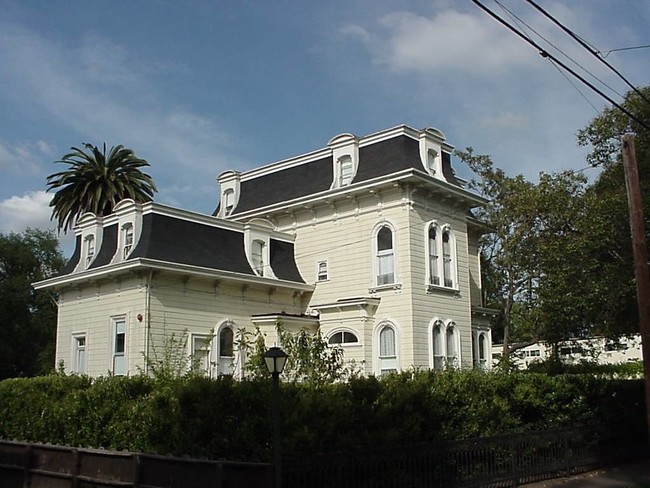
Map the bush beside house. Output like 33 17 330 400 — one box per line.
0 370 645 461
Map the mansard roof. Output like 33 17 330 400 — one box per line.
216 125 467 217
40 203 307 289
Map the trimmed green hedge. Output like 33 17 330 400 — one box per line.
0 370 644 460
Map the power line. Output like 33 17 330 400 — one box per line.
524 0 650 107
602 44 650 58
472 0 650 132
494 0 624 100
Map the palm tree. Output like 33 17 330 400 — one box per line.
47 143 157 232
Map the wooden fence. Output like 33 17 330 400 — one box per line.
0 441 272 488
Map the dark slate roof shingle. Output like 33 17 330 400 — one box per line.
130 214 256 275
89 224 117 270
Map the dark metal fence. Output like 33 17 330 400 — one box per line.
0 440 272 488
283 425 647 488
2 425 645 488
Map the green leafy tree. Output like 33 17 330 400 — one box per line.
564 84 650 337
459 150 589 361
0 229 65 378
47 143 157 232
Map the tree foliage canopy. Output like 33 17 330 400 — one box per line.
466 85 650 354
47 143 157 232
0 229 65 378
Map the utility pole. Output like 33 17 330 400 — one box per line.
621 134 650 444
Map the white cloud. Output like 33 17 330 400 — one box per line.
342 9 535 76
0 191 55 234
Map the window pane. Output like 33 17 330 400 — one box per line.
443 231 452 287
329 332 343 344
343 332 358 343
379 327 395 357
220 327 234 357
378 253 394 284
479 334 486 360
115 321 126 354
377 227 392 251
252 241 264 275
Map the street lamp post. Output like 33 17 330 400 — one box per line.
264 346 288 488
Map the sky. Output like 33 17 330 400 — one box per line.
1 0 649 254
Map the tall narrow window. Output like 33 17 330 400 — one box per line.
218 326 235 375
73 334 87 374
432 322 444 370
478 334 487 369
223 189 235 216
317 260 328 281
428 226 440 285
252 240 265 276
191 335 211 374
446 325 457 367
443 230 453 287
378 325 397 374
338 156 353 187
376 226 395 285
112 320 126 375
427 149 438 175
85 235 95 265
123 224 134 259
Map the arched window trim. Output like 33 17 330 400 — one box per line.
373 320 400 375
426 222 458 292
327 327 361 346
371 221 400 290
429 318 461 370
211 320 240 378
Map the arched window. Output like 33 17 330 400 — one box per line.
442 230 452 287
328 331 359 345
478 334 487 369
217 325 235 376
446 324 458 367
428 225 440 286
376 225 395 285
252 240 265 276
432 321 444 370
378 324 398 374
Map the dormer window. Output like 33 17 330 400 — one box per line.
338 156 353 187
122 223 134 259
252 239 265 276
427 149 438 175
223 189 235 216
85 235 95 266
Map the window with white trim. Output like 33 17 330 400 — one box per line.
85 235 95 266
432 321 444 370
427 149 438 175
252 240 265 276
338 155 353 187
122 223 134 259
446 324 458 367
112 318 127 376
72 333 87 374
328 331 359 345
317 260 328 282
223 189 235 216
442 230 453 287
428 225 440 286
216 325 235 376
378 324 398 374
191 334 211 374
376 225 395 285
